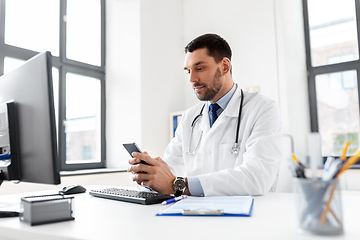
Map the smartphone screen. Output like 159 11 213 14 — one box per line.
123 143 149 165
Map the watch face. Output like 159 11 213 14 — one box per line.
174 178 186 190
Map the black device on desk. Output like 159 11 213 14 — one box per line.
60 185 86 195
123 143 150 165
89 188 173 205
0 52 60 186
0 52 60 218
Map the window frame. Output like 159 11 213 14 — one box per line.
0 0 106 171
303 0 360 163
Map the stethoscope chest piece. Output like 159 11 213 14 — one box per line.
231 143 240 155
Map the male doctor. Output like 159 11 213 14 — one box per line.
128 33 282 196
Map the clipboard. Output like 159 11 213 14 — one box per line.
156 196 254 217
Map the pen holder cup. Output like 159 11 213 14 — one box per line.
293 178 343 235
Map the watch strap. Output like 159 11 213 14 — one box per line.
174 189 183 197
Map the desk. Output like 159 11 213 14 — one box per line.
0 186 359 240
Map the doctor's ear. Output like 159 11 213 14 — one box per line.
221 58 231 74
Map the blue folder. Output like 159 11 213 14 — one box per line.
156 196 254 217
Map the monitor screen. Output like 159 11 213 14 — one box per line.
0 101 20 181
0 52 60 185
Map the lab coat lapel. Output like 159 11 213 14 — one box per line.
199 102 211 134
212 87 242 128
224 87 242 118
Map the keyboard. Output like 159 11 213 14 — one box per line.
89 188 173 205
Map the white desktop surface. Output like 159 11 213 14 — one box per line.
0 186 359 240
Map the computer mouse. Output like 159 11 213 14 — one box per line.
59 184 86 195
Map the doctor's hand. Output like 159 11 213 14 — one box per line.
127 151 176 195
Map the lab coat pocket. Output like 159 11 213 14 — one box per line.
218 143 239 170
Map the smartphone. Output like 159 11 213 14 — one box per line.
123 143 149 165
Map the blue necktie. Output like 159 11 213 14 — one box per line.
209 103 221 127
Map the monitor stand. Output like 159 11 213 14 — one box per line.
0 171 20 218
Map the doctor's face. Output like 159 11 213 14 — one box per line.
184 48 225 103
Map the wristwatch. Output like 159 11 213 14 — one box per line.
173 177 186 197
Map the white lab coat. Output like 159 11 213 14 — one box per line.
164 87 282 196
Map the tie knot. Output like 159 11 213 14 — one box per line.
209 103 221 112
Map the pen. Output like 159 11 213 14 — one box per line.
162 195 187 205
340 141 350 161
335 149 360 178
290 153 306 178
323 158 342 181
294 155 306 178
291 154 299 165
295 165 306 178
322 156 334 181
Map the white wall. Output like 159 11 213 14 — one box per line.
106 0 184 169
106 0 310 168
106 0 142 168
274 0 310 160
140 0 185 157
183 0 280 108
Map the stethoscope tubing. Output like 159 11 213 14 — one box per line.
187 88 244 155
191 105 205 128
235 89 244 144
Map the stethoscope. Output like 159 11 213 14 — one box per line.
187 88 244 155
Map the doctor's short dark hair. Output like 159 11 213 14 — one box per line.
184 33 232 63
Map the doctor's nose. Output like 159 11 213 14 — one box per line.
189 71 199 83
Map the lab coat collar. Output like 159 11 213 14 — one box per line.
198 87 243 132
223 86 243 118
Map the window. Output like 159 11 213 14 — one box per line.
65 73 101 164
4 0 59 55
334 133 359 154
303 0 360 160
0 0 106 171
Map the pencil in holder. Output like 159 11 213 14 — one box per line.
293 178 343 235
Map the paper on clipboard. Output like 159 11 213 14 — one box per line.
156 196 254 216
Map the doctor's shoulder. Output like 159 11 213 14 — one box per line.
245 93 281 126
246 92 279 110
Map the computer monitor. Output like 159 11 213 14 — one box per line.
0 52 60 185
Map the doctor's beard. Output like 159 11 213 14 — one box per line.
194 68 222 101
